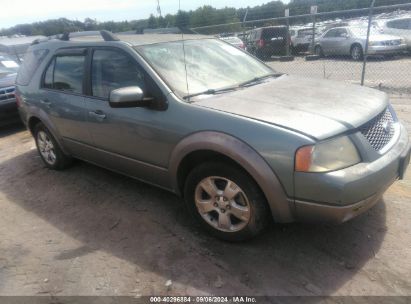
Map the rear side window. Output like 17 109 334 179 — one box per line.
262 28 286 40
16 49 48 86
42 55 85 94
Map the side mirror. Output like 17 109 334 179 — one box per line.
341 33 349 39
109 86 152 108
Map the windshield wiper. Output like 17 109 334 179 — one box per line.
183 73 284 100
183 87 237 100
238 73 284 88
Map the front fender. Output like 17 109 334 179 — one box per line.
168 131 294 223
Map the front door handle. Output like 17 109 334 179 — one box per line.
89 110 106 122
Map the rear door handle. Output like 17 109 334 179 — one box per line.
89 110 107 122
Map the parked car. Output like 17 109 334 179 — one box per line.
246 26 289 59
290 27 314 53
219 36 246 50
17 31 410 241
314 26 407 60
375 17 411 51
0 54 19 127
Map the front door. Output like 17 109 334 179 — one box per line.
83 47 170 185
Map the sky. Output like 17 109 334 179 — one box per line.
0 0 290 29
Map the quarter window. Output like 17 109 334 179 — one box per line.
91 49 146 99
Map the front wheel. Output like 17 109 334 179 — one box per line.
184 162 270 241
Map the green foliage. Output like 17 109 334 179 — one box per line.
0 0 409 37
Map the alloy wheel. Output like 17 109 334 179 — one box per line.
194 176 251 232
37 131 57 165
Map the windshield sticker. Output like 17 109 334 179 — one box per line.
1 60 19 68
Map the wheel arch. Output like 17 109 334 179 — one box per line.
27 113 70 156
169 131 294 223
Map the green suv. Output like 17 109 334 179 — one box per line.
16 31 410 241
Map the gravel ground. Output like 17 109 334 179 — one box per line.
0 97 410 298
267 55 411 95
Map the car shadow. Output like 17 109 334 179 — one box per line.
0 150 388 296
0 123 25 138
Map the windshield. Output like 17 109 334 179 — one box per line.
136 39 273 98
350 27 382 37
0 54 19 75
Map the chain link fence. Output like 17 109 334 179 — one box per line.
191 2 411 96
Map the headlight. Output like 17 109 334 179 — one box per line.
295 136 361 172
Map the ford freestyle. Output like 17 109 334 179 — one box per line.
16 31 410 241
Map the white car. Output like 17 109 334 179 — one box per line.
290 27 314 53
375 17 411 51
219 36 246 50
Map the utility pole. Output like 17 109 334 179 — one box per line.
157 0 162 17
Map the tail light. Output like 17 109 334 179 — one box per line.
240 43 245 49
258 39 265 48
15 90 22 107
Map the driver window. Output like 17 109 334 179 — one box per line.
91 49 146 99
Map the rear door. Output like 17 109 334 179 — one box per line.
40 49 93 154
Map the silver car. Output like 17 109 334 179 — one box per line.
375 17 411 51
314 26 407 60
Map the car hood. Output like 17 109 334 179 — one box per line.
193 75 388 140
0 73 17 88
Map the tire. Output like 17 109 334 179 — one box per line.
314 45 324 57
34 122 72 170
184 162 270 241
351 44 363 61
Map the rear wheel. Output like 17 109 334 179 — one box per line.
351 44 363 61
184 162 270 241
34 123 72 170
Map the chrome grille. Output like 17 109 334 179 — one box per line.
360 108 395 151
0 86 15 101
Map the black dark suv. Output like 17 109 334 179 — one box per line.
0 54 19 127
246 26 289 60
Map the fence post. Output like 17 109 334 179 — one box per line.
285 9 290 56
361 0 376 86
310 6 318 54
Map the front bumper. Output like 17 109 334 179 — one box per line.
293 123 410 223
367 43 408 55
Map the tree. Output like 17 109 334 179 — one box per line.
147 14 158 29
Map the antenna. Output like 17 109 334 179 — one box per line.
179 0 190 100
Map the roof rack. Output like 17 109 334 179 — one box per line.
59 30 120 42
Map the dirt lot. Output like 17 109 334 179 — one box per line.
0 97 410 298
